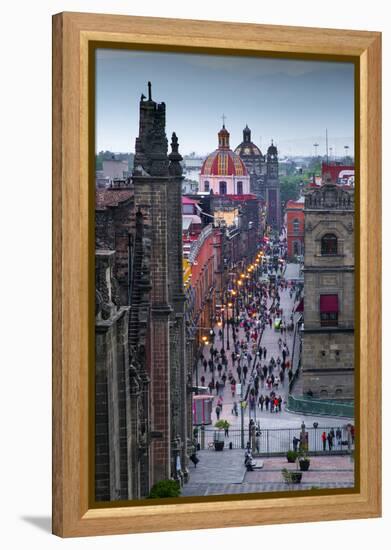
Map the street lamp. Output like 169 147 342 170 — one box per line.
227 301 232 350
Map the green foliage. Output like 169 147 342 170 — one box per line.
307 158 322 174
148 479 181 499
280 176 302 204
214 419 230 430
281 468 302 484
286 450 298 462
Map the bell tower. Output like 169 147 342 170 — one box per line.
265 140 281 231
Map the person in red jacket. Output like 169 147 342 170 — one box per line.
321 431 327 451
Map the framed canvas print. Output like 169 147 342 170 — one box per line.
52 12 381 537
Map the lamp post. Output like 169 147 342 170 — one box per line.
218 307 225 350
240 370 245 449
227 301 232 350
191 329 211 394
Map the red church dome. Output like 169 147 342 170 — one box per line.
200 125 248 177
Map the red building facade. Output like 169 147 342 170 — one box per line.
286 197 305 258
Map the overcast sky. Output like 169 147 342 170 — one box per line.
96 49 355 158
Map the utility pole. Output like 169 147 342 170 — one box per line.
325 129 329 165
240 372 245 449
344 145 349 162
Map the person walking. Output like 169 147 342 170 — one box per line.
265 395 270 411
270 397 274 413
278 395 282 412
221 372 227 387
259 394 265 411
217 362 223 378
215 404 221 420
262 364 268 379
255 429 261 454
274 397 279 413
321 431 327 451
330 428 335 447
243 364 248 381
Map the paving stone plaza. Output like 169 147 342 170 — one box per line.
183 452 354 496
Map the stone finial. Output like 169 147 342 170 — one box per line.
168 132 183 176
148 81 152 101
170 132 179 153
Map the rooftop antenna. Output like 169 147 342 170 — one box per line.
326 128 329 165
222 113 227 127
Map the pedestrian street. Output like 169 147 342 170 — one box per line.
193 262 352 440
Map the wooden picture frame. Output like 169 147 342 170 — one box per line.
52 11 381 537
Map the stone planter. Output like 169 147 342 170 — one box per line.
291 472 302 483
286 451 298 463
299 459 310 471
214 441 224 451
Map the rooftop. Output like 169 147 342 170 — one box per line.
96 188 133 209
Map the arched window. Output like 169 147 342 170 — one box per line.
321 233 338 255
293 218 300 235
204 181 210 192
237 181 243 195
219 181 227 195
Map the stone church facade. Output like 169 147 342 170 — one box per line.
265 141 282 232
234 125 266 200
95 83 189 501
301 175 355 400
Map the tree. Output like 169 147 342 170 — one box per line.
280 176 302 204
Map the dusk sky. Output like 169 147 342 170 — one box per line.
96 49 355 158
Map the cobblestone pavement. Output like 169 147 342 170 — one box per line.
181 450 355 497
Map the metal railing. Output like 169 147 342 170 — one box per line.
194 425 355 455
287 395 355 417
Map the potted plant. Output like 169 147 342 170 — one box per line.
286 450 298 463
213 420 229 451
299 454 311 471
281 468 302 484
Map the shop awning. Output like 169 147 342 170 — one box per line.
320 294 339 313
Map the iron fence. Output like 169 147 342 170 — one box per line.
194 425 355 455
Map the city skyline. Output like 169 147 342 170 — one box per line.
96 49 355 158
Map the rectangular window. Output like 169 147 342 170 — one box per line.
320 311 338 327
320 294 339 326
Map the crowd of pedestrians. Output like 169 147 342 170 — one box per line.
195 232 304 426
